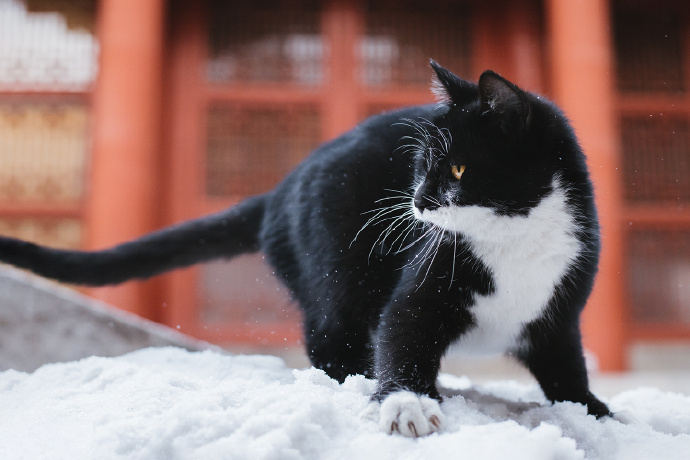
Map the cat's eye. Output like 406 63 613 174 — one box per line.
451 165 466 180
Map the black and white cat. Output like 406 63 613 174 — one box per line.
0 61 611 436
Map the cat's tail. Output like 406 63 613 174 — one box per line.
0 194 266 286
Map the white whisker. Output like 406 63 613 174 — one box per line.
415 226 445 290
449 232 458 291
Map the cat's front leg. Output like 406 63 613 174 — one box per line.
367 289 465 437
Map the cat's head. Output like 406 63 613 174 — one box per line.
410 61 588 233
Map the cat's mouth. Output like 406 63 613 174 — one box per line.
413 205 453 229
412 186 456 230
413 202 490 237
412 205 429 221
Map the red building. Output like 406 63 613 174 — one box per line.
1 0 689 371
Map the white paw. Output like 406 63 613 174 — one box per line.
365 391 444 437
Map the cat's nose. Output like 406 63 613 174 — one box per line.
414 193 439 212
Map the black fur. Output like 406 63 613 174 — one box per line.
0 62 610 421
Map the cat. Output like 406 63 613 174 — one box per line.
0 60 611 436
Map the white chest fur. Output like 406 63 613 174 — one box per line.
416 181 581 355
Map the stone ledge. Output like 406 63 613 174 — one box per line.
0 265 215 372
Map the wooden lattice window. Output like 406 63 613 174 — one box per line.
177 0 474 345
195 0 326 343
207 0 323 85
615 3 690 333
0 0 97 250
615 11 684 94
206 105 321 197
621 117 690 204
0 99 88 204
362 0 472 87
629 229 690 325
0 0 97 91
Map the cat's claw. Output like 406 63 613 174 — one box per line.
376 391 445 437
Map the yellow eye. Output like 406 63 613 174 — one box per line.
451 165 466 180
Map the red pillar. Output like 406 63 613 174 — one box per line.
86 0 165 317
322 0 361 141
546 0 626 370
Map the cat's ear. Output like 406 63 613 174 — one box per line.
478 70 531 129
430 59 476 106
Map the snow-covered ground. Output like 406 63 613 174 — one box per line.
1 347 689 460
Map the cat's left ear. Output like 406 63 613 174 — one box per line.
478 71 531 130
430 59 477 107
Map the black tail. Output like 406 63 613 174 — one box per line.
0 195 266 286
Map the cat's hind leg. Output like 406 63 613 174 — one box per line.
296 251 399 382
518 319 612 418
303 312 374 382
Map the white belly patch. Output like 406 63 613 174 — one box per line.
416 180 581 355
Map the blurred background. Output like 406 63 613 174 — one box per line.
0 0 689 374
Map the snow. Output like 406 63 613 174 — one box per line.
1 347 689 460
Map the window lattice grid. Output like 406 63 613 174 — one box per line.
206 105 321 197
0 0 98 91
628 229 690 324
207 0 323 85
199 255 298 325
362 0 472 87
0 217 81 249
621 116 690 204
614 8 685 94
0 99 88 203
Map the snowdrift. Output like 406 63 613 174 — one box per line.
1 347 689 459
